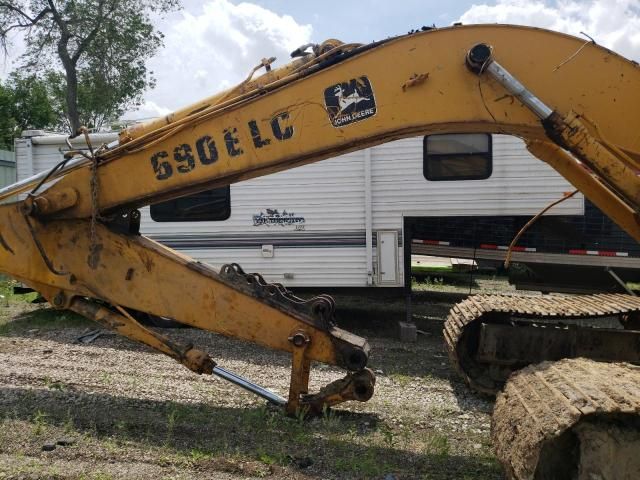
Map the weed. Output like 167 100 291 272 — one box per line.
258 451 278 465
390 373 413 387
63 410 75 433
188 448 212 462
428 405 456 418
31 410 48 436
319 405 341 432
43 376 67 391
165 406 179 443
89 472 115 480
295 405 309 424
103 438 119 454
423 432 450 458
379 424 397 448
126 376 141 388
114 420 127 433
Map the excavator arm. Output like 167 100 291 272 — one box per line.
1 24 639 416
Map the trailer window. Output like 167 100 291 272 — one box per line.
423 134 492 181
150 186 231 222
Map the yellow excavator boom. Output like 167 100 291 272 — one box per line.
0 24 639 416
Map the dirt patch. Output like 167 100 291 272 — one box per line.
0 297 502 479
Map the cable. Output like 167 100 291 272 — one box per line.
504 190 579 269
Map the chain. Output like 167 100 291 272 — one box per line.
89 151 100 250
74 127 108 257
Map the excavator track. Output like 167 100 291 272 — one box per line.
492 358 640 480
444 293 640 395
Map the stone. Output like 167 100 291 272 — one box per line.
397 321 417 342
42 442 57 451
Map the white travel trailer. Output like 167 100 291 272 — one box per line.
14 131 640 292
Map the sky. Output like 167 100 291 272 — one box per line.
2 0 640 121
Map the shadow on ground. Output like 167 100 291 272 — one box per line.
0 386 502 479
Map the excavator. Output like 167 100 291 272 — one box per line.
0 24 639 479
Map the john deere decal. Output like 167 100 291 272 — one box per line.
324 76 376 127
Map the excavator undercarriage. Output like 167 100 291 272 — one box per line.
445 293 640 395
444 294 640 477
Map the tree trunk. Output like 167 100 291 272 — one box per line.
64 65 80 134
57 36 80 134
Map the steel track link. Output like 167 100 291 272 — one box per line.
444 293 640 394
492 358 640 480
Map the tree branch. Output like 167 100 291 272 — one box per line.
46 0 69 38
71 0 114 63
0 2 51 25
0 2 52 55
71 23 100 63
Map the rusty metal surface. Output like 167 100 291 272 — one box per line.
71 298 216 375
492 358 640 480
444 293 640 394
0 202 374 412
302 368 376 415
218 262 335 331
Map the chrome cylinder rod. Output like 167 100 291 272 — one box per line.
466 43 553 120
212 365 287 406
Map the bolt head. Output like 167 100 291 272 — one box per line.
289 332 309 347
52 293 65 307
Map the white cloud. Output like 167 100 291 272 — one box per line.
460 0 640 61
127 101 173 122
130 0 312 119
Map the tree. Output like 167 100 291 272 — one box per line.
0 0 179 133
0 72 56 148
0 83 17 149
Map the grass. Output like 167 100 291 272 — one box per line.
389 373 414 388
0 281 502 479
411 263 453 274
44 376 68 392
0 308 91 335
0 280 92 335
0 280 39 304
423 432 451 458
31 410 49 436
0 394 503 480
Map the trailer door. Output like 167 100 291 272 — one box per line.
377 231 399 285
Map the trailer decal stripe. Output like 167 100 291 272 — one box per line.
569 249 629 257
411 239 450 246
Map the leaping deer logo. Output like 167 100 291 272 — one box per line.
334 84 370 114
324 76 376 127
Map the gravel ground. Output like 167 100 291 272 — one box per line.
0 294 503 479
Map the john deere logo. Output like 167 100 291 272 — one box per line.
324 76 376 127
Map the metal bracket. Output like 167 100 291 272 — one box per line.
286 330 311 415
605 266 636 296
